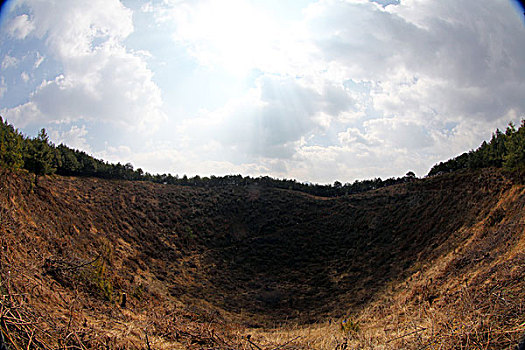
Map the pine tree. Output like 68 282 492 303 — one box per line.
504 120 525 169
23 128 56 184
0 117 24 168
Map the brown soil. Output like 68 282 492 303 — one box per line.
0 167 524 349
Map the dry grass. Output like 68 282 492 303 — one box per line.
248 267 524 349
1 168 525 349
247 185 525 349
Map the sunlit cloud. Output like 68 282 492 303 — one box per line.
1 0 166 132
48 124 91 152
5 13 34 39
148 0 315 77
1 0 524 183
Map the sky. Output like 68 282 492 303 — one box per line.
0 0 524 184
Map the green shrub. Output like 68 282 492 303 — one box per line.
340 317 360 335
90 258 113 301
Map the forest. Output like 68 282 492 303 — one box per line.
1 117 524 196
428 121 525 175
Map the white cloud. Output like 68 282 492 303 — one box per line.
338 127 374 146
178 74 356 160
296 0 525 172
93 133 297 179
2 0 525 182
0 77 6 98
49 125 91 152
6 14 35 39
33 52 44 69
149 0 316 76
1 55 19 69
16 0 133 59
23 44 165 130
365 118 433 150
1 101 40 127
3 0 165 132
20 72 29 82
149 0 525 180
307 0 525 119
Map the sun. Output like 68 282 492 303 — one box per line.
172 0 289 76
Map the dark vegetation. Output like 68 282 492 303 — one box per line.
3 118 525 197
428 120 525 175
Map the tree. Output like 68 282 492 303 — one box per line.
504 120 525 169
0 117 24 169
23 129 56 179
427 120 525 176
56 144 81 175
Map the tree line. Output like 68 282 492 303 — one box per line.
0 117 420 196
7 117 524 196
427 120 525 176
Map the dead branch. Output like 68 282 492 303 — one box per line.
246 335 263 350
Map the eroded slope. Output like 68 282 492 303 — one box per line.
0 168 523 349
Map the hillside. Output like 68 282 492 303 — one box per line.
0 167 524 349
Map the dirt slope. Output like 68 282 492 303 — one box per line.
0 167 524 349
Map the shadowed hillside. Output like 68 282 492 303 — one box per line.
1 166 524 349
